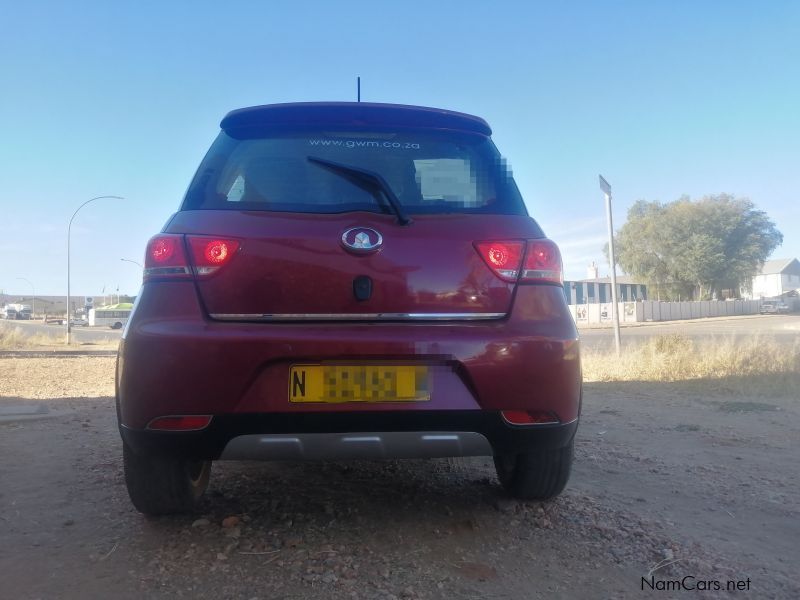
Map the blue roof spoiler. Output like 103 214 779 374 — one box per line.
220 102 492 136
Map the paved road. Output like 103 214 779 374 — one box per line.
0 318 122 345
579 313 800 348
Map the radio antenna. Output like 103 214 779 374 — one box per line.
357 76 361 102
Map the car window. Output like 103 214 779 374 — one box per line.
182 130 527 216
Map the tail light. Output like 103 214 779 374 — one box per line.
187 236 241 275
144 234 191 280
474 242 525 282
475 239 562 285
144 234 240 281
521 239 563 284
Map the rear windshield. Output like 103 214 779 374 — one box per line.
181 128 527 215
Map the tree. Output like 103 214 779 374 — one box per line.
610 194 782 300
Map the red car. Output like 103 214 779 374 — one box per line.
117 102 581 515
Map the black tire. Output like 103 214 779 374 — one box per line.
123 442 211 515
494 440 573 500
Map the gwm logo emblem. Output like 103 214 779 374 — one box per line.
341 227 383 253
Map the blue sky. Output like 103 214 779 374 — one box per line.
1 1 798 296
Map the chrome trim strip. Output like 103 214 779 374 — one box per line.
144 266 190 276
521 269 561 280
219 431 494 460
209 312 506 322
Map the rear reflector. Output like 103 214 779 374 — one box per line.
501 410 560 425
475 239 562 285
147 415 213 431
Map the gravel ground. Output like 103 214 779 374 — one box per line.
1 356 798 599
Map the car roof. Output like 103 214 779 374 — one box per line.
220 102 492 136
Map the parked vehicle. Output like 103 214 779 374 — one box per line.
89 305 132 329
117 102 582 515
760 300 790 314
0 303 31 320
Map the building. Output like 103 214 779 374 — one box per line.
563 276 648 305
562 262 647 305
747 258 800 299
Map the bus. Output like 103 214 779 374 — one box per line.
89 304 133 329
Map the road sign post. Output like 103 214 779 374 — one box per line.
599 175 621 355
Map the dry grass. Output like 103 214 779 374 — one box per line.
0 324 64 349
0 321 117 350
582 334 800 396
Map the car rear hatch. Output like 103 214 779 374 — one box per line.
164 211 547 320
154 103 557 322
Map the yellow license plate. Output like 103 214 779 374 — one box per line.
289 365 430 403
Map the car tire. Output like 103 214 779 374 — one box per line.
493 440 573 501
123 442 211 516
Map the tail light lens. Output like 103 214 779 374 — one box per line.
143 235 240 281
474 241 525 282
144 234 191 280
521 239 563 285
187 236 241 275
475 239 562 285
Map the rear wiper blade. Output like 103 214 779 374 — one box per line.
307 156 412 226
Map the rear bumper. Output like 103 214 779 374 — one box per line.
120 411 579 460
117 281 582 428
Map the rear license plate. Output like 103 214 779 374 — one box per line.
289 365 430 403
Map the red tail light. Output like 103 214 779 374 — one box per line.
188 236 241 275
143 235 240 281
475 239 562 285
520 239 563 285
144 234 191 280
474 241 524 282
147 415 213 431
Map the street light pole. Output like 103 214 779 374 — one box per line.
67 196 124 344
599 175 621 355
120 259 144 301
16 277 35 318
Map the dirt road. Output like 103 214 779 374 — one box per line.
1 357 798 599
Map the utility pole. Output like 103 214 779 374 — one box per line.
67 195 123 344
599 175 621 355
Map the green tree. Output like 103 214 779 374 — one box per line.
610 194 782 300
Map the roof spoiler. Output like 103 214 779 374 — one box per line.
220 102 492 136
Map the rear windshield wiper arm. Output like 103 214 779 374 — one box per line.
307 156 412 226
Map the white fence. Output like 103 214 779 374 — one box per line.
569 299 763 326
